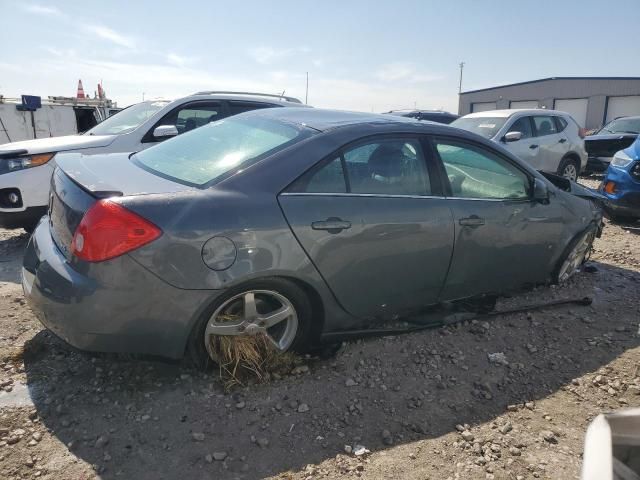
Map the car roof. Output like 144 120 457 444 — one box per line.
384 109 456 115
248 107 425 132
181 92 306 108
464 109 566 118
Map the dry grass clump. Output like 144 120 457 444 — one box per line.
208 333 298 389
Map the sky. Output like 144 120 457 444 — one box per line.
1 0 639 113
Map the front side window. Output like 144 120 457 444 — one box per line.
533 116 558 136
435 140 529 200
135 116 312 186
290 138 431 196
86 101 169 135
507 117 533 139
450 117 508 139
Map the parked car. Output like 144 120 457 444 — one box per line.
383 109 459 124
451 109 587 181
584 116 640 173
599 136 640 220
22 108 603 366
0 91 306 231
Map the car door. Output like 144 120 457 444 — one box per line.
278 136 455 319
501 116 542 168
432 137 566 301
139 101 227 149
532 115 565 173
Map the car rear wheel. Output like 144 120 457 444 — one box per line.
553 226 596 284
187 278 313 370
558 157 579 181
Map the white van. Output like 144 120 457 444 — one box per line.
0 92 306 230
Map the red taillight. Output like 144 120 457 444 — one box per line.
71 200 161 262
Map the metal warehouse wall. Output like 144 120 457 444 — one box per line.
458 78 640 129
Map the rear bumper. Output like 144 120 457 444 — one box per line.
22 219 219 359
0 206 47 229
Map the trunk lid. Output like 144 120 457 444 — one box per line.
49 152 191 260
584 134 637 157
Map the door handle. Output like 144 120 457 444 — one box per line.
311 217 352 233
559 138 567 143
459 216 485 227
529 144 539 149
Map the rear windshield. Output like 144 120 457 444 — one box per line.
133 115 311 186
451 117 508 139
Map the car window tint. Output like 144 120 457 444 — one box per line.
507 117 533 139
533 116 558 137
344 139 430 196
291 157 347 193
554 116 568 132
228 101 273 116
435 140 529 200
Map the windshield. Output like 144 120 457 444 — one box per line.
450 116 508 139
86 101 169 135
598 117 640 135
134 115 313 186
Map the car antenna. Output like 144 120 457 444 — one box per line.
280 90 286 101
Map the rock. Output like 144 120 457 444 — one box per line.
212 451 228 461
487 352 509 366
461 430 474 442
235 401 246 410
509 447 521 456
192 432 205 442
542 431 558 444
291 365 309 375
354 445 370 456
525 402 535 410
455 424 465 432
205 454 213 463
345 378 357 387
500 422 513 434
95 436 109 448
298 403 310 413
344 445 353 454
382 429 393 445
257 437 269 448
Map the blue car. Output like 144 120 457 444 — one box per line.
600 137 640 220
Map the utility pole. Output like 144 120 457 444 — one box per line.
142 92 145 101
458 62 465 94
305 72 309 105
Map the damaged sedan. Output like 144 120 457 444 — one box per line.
22 108 603 367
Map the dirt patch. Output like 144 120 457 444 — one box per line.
1 192 639 479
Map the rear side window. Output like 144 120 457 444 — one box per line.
289 138 431 196
435 140 530 200
554 116 568 132
135 116 312 186
228 101 273 116
533 116 558 136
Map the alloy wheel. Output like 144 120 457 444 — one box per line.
557 231 595 283
562 163 578 181
204 290 299 358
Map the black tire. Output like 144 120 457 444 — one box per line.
186 277 314 370
557 156 580 181
551 225 597 284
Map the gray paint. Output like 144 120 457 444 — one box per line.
23 108 602 359
459 78 640 129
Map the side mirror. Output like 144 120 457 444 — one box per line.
152 125 179 139
503 131 522 142
533 178 549 202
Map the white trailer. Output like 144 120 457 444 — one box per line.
0 95 119 145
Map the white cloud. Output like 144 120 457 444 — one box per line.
167 53 197 67
83 25 136 49
23 4 63 16
248 46 310 65
375 62 442 83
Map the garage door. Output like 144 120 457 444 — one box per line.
554 98 588 127
471 102 497 113
606 96 640 123
509 100 539 109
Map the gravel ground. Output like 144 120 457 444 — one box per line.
1 177 639 480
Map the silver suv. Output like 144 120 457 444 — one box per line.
452 109 587 180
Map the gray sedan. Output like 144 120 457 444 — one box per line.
22 108 602 366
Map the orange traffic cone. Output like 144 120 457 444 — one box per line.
76 80 85 99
